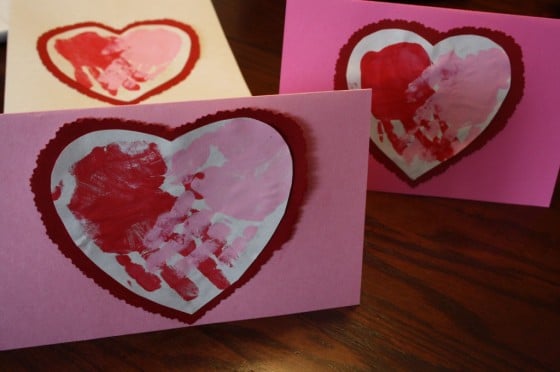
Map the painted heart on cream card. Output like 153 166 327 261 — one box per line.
37 19 200 105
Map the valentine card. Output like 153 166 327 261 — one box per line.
280 0 560 207
0 89 371 350
4 0 249 112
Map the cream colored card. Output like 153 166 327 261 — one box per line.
0 0 8 41
5 0 250 112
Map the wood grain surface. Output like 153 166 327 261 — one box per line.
1 0 559 370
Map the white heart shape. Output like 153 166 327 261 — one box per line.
346 29 512 180
49 117 293 315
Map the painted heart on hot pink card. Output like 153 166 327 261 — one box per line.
335 20 524 184
31 110 306 322
37 19 200 105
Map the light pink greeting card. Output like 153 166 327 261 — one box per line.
4 0 250 113
280 0 560 207
0 89 371 350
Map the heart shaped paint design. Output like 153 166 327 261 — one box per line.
31 110 306 321
335 20 523 184
37 19 200 105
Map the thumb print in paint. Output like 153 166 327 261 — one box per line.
37 19 200 105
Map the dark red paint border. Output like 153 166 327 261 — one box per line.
37 19 200 105
334 19 525 186
30 108 308 323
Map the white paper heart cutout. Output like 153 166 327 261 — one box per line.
37 20 199 105
336 21 523 183
32 111 305 320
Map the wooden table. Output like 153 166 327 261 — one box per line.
1 1 559 370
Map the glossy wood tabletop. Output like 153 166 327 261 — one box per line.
1 1 559 370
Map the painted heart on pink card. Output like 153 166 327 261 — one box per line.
335 20 523 184
37 19 200 105
31 110 306 321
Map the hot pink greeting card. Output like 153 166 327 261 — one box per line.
0 89 371 350
280 0 560 207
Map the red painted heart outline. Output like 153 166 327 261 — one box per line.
37 19 200 105
334 20 524 185
30 109 308 323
